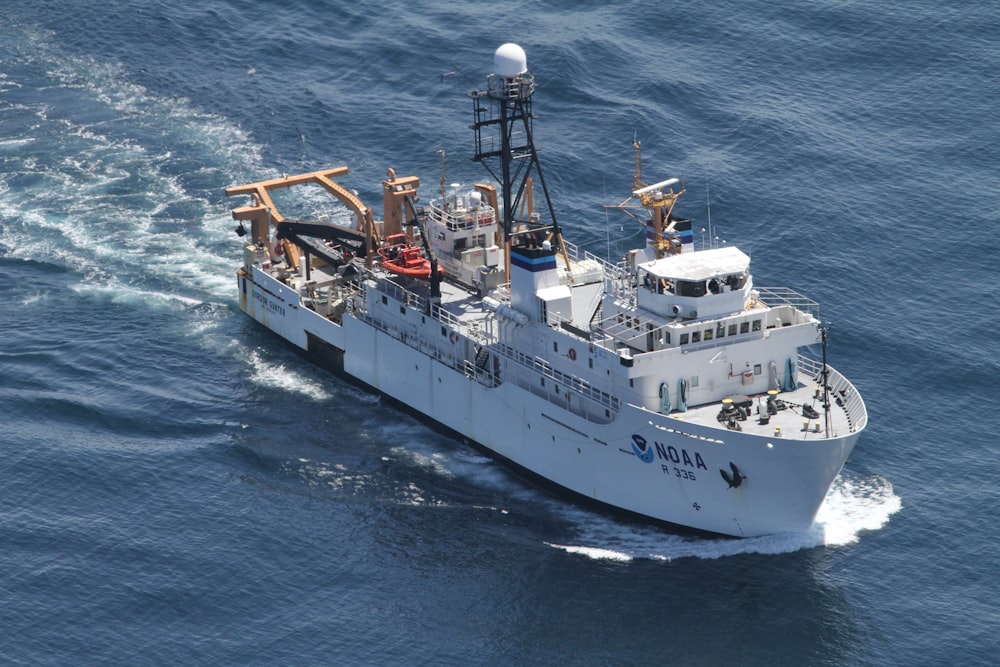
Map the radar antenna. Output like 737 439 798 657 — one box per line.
605 140 687 259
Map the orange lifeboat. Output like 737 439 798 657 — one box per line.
377 234 441 281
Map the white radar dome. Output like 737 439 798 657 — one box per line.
494 43 527 78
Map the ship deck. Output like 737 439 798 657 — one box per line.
288 259 500 339
672 370 859 442
437 279 494 326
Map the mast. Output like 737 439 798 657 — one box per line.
470 44 568 268
605 141 687 259
436 149 445 198
821 326 832 437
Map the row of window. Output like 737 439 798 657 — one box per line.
616 310 765 347
674 319 762 346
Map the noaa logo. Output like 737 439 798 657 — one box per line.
631 434 655 463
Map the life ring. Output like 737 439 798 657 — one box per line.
449 331 457 344
568 348 577 361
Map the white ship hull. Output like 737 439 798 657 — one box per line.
239 265 863 537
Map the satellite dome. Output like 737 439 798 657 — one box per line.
494 43 527 78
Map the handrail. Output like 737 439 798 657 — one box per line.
795 355 868 433
495 343 620 413
755 286 820 318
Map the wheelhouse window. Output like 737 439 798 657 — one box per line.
677 280 707 297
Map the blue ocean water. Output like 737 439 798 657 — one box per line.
2 1 997 664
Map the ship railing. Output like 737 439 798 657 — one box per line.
795 354 868 433
354 306 486 383
755 287 820 319
372 275 428 312
571 244 632 301
560 238 583 261
343 278 366 312
487 249 626 302
495 343 620 415
486 72 536 100
356 269 496 347
426 199 498 232
561 240 625 277
460 358 501 388
430 302 460 329
598 256 636 302
362 269 473 332
592 309 675 355
431 304 491 345
560 241 627 281
351 284 497 383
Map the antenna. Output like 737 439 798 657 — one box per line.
821 326 832 437
706 180 713 250
604 177 612 261
437 148 446 202
631 134 642 193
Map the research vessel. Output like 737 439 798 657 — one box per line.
226 44 867 537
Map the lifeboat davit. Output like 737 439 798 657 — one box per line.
377 234 440 281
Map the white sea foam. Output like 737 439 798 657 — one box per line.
386 445 456 481
546 472 900 561
0 38 374 415
244 349 333 401
338 386 382 405
71 280 209 309
811 474 902 546
0 40 266 306
20 289 49 306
